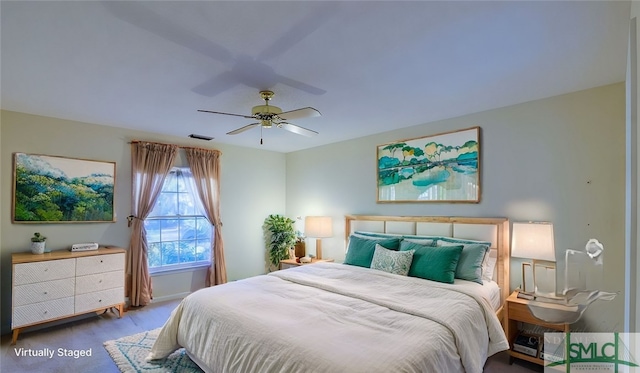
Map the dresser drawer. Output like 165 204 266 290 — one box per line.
13 278 75 307
13 259 75 285
76 253 124 276
12 297 75 328
75 287 124 314
75 271 124 295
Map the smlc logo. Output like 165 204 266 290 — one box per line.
545 333 640 372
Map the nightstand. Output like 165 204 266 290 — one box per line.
279 258 334 270
505 291 570 366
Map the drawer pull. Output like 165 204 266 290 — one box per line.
44 291 48 295
98 299 102 303
100 260 103 263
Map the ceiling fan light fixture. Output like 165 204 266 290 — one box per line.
252 104 282 116
198 89 320 143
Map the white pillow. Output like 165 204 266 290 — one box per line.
482 249 498 282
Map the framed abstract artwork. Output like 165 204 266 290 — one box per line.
12 153 116 223
377 126 480 203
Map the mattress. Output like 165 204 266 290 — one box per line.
148 262 508 373
447 278 502 311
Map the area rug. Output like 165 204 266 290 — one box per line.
104 328 204 373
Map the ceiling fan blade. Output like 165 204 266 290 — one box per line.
198 110 254 119
256 3 339 62
278 107 321 121
102 2 233 64
192 71 239 97
280 122 318 137
275 74 326 95
227 123 260 135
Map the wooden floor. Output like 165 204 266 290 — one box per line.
1 298 542 373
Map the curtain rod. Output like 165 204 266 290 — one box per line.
128 140 222 154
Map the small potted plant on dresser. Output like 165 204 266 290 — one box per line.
30 232 47 254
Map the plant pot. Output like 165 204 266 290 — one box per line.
31 241 46 254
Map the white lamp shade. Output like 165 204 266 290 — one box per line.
511 222 555 262
305 216 333 238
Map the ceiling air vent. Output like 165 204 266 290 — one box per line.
188 134 214 141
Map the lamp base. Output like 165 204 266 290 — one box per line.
315 238 322 259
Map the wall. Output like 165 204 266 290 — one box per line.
0 110 287 334
627 2 640 333
286 83 626 332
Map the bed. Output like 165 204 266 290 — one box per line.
148 215 511 373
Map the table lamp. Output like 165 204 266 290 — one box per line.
305 216 333 260
511 222 556 296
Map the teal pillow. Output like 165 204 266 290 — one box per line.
400 240 463 283
370 244 414 276
438 241 490 284
436 237 491 247
456 244 489 284
402 236 438 246
344 235 401 268
354 231 403 239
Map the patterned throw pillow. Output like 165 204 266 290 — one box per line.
370 244 414 276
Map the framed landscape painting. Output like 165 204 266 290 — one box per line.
377 127 480 203
12 153 116 223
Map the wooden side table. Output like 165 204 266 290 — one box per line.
279 258 334 270
505 291 569 366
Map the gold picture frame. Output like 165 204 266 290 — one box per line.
12 153 116 223
376 126 480 203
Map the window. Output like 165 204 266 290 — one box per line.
145 168 213 272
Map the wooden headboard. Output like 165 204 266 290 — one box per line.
344 215 510 308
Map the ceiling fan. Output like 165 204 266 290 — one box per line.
198 91 321 144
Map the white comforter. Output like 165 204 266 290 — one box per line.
148 263 508 373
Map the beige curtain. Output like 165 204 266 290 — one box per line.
127 141 178 306
184 147 227 286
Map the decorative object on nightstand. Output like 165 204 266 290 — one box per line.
304 216 332 260
524 238 616 325
511 222 556 297
294 230 306 258
299 256 311 263
30 232 47 254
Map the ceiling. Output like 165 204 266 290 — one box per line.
1 1 631 153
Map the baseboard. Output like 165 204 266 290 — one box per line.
151 292 190 303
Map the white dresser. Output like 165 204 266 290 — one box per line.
11 247 126 344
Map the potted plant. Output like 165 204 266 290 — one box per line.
31 232 47 254
264 214 297 270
